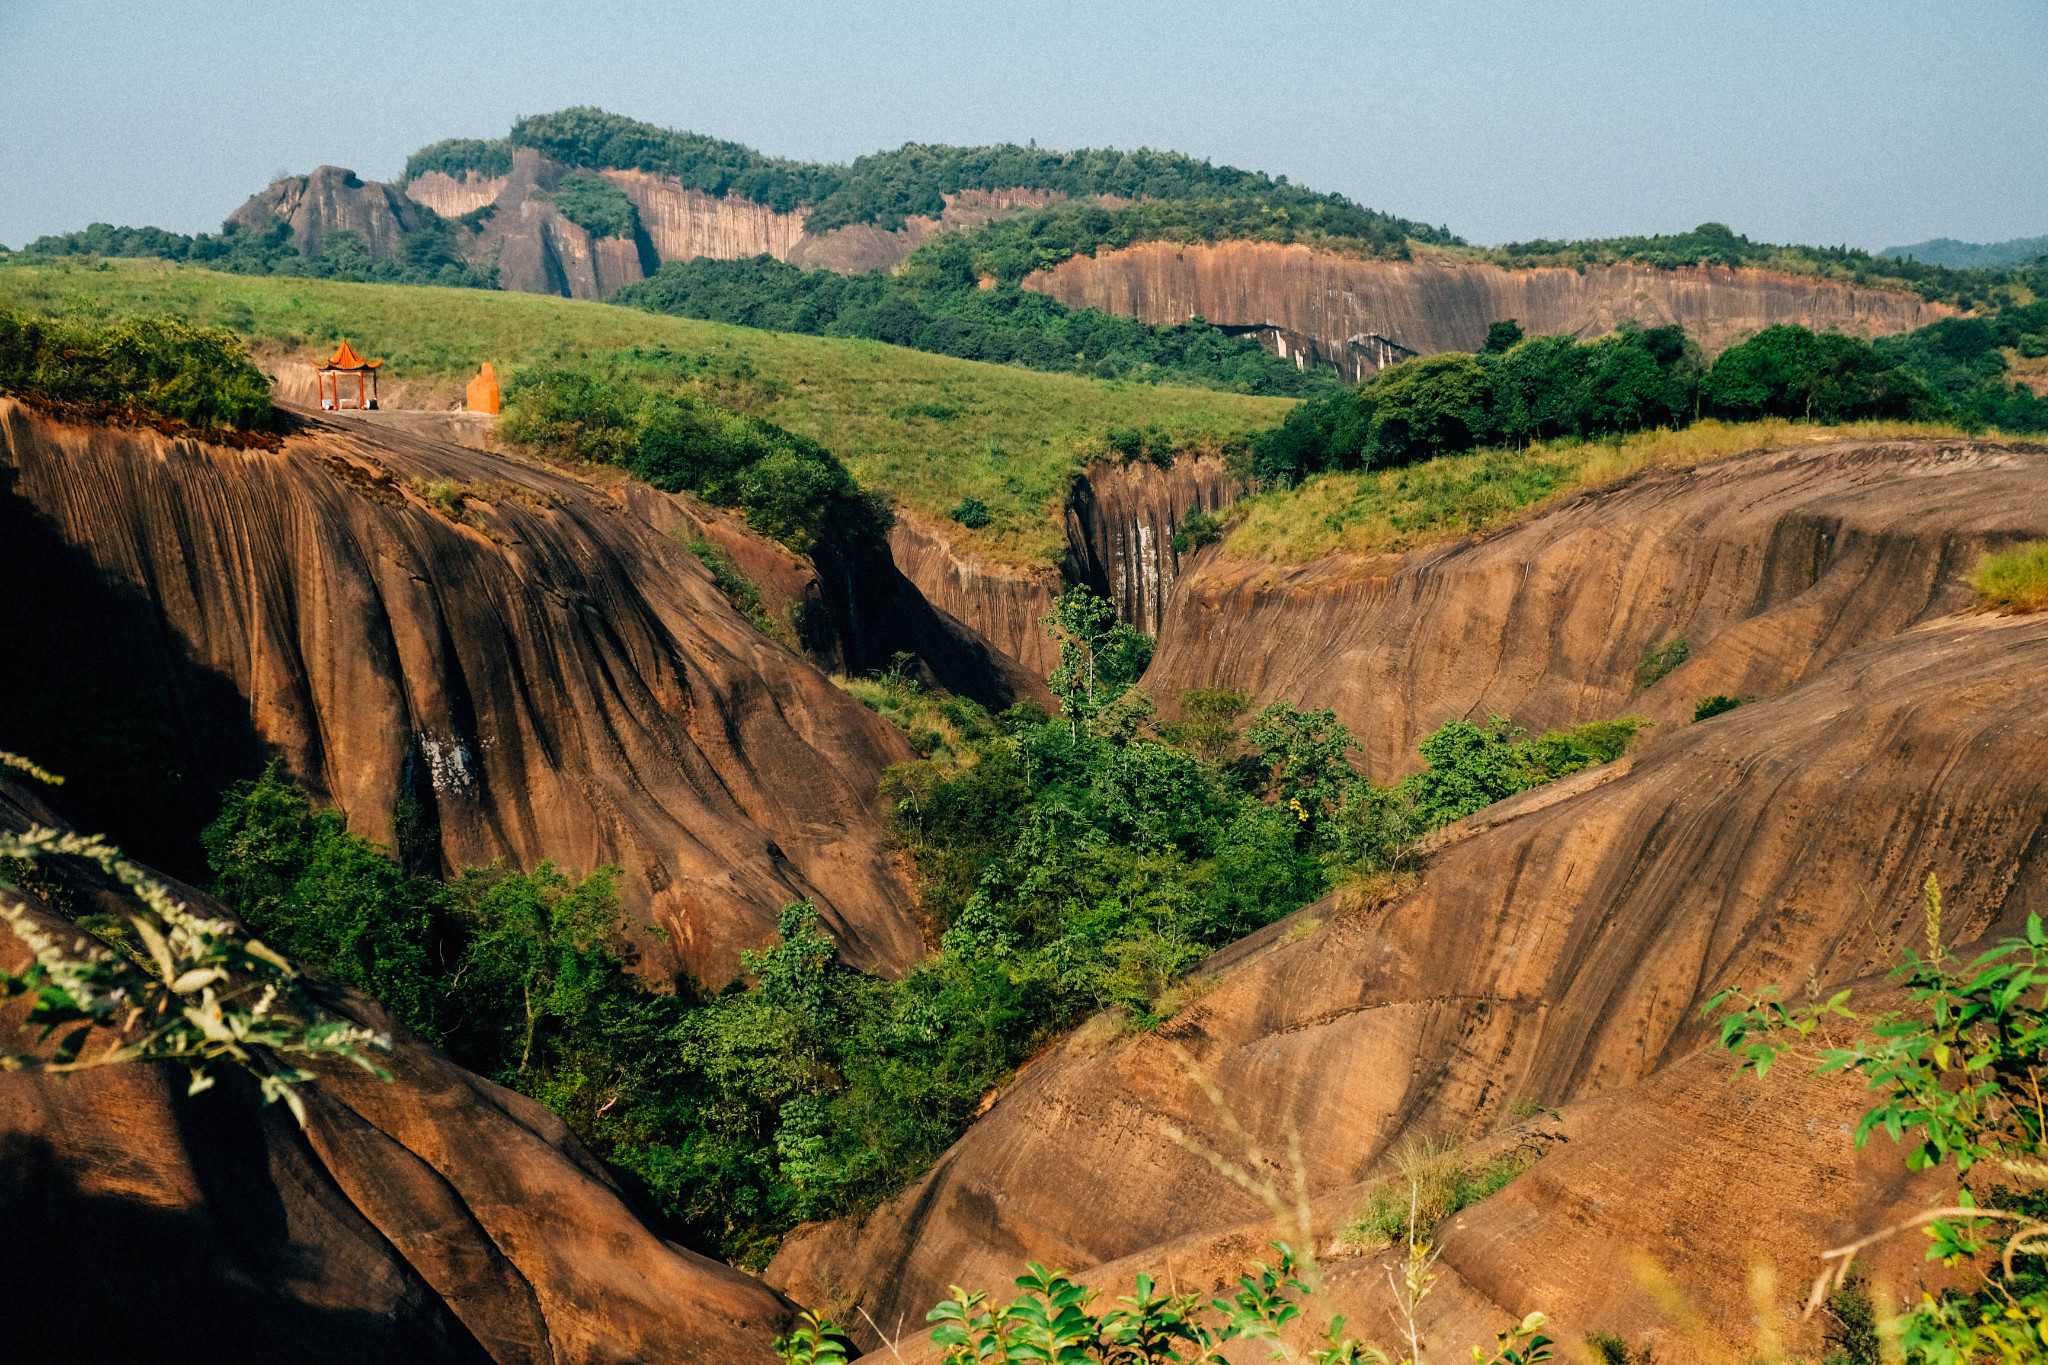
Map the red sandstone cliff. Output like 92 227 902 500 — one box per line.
1024 241 1955 373
764 443 2048 1360
0 398 923 985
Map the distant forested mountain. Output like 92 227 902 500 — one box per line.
1881 235 2048 271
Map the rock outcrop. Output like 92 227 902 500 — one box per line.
1149 438 2048 781
0 398 924 985
0 779 795 1364
231 166 437 259
887 513 1067 681
1023 242 1955 372
772 607 2048 1361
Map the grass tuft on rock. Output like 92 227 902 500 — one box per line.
1970 539 2048 614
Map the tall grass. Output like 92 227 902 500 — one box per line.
1970 540 2048 613
1223 418 2023 563
0 258 1289 566
1341 1134 1538 1248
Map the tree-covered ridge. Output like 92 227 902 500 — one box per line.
20 214 500 291
401 136 515 184
428 106 1456 244
613 249 1340 396
1882 233 2048 272
1486 221 2047 310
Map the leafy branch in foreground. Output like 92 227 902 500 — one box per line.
0 782 389 1124
1710 875 2048 1360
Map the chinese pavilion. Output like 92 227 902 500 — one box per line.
315 341 383 411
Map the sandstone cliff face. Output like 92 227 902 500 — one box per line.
887 513 1067 681
0 399 922 985
1064 455 1245 636
1149 438 2048 781
480 149 652 300
885 455 1249 680
773 608 2048 1361
1024 242 1955 371
405 170 510 219
230 166 435 259
0 780 794 1364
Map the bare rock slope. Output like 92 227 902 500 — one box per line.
777 607 2048 1362
0 780 794 1365
0 399 922 985
1150 437 2048 782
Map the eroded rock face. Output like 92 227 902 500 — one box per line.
887 512 1066 681
1023 241 1954 372
0 398 922 985
773 609 2048 1360
0 781 794 1365
1064 455 1245 636
231 166 435 259
1148 438 2048 781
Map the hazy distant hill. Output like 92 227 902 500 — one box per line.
1881 234 2048 270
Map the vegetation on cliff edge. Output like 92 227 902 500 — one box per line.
0 304 280 432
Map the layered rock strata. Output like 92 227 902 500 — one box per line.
1149 438 2048 781
0 399 922 985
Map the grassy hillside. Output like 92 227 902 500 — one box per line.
0 258 1290 565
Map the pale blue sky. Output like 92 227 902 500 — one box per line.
3 0 2042 252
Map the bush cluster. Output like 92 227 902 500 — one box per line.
497 354 887 557
1250 322 1957 484
0 305 280 431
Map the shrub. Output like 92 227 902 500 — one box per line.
1170 507 1223 555
1344 1135 1539 1247
1634 638 1689 692
0 306 281 432
1692 694 1744 721
1969 539 2048 613
950 496 991 528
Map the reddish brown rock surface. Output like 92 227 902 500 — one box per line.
774 608 2048 1362
1024 241 1954 374
1149 438 2048 781
0 398 922 985
0 780 796 1364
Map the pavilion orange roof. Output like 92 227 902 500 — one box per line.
317 341 382 371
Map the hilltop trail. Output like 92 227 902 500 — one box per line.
0 398 986 985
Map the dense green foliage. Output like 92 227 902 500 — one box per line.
1249 322 1965 484
199 590 1642 1266
544 172 640 240
0 305 279 430
613 249 1337 396
1714 880 2048 1361
401 136 514 184
1882 235 2048 272
497 352 887 556
23 213 500 290
500 106 1454 240
1491 220 2047 311
1874 302 2048 432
